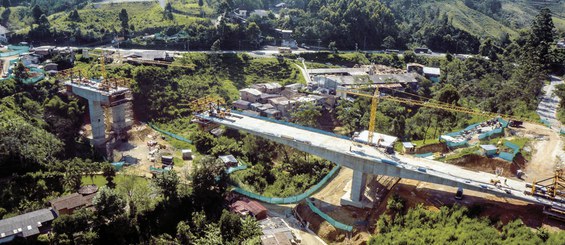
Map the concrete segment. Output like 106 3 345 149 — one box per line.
198 112 564 208
88 100 106 146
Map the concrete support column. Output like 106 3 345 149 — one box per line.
88 100 106 146
350 170 367 202
111 103 127 132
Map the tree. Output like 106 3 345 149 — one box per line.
37 14 49 28
522 8 555 74
479 38 501 61
382 36 396 49
62 167 82 192
191 156 227 219
176 221 193 244
219 210 242 243
211 39 221 51
2 0 10 8
102 163 116 189
31 5 43 23
13 61 29 82
93 186 126 223
68 9 80 22
152 170 179 200
191 130 215 154
246 22 261 49
164 2 174 20
291 102 322 127
198 0 203 7
119 8 129 34
328 41 337 53
52 209 92 240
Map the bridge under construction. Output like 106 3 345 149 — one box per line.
196 110 564 210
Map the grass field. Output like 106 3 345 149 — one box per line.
81 174 149 187
417 0 565 39
49 2 208 37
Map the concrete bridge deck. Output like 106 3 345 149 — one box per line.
197 112 563 208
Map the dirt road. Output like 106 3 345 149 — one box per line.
521 123 565 182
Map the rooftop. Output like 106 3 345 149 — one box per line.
369 73 418 84
219 154 238 164
268 97 291 105
480 145 498 151
0 208 57 238
308 68 368 75
50 193 89 213
240 88 263 96
402 142 415 148
233 100 251 106
423 67 441 76
230 199 267 219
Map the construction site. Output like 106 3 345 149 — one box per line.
50 49 565 244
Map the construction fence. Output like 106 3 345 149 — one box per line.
111 161 125 171
541 119 552 128
0 45 30 57
231 165 341 204
415 152 434 158
477 127 504 140
305 198 353 232
232 110 350 140
498 141 520 162
226 164 247 174
148 123 193 144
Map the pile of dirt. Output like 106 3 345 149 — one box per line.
394 179 565 230
415 142 448 154
448 154 518 178
295 202 346 243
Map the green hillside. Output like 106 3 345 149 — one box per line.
389 0 565 40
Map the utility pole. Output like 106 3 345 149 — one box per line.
317 39 321 51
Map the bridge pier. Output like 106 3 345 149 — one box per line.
341 170 372 208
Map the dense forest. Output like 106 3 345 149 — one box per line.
369 196 565 244
0 0 563 51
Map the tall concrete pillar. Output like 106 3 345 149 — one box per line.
350 170 367 202
111 103 127 132
88 100 106 146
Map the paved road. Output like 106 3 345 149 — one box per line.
199 112 563 208
537 75 564 129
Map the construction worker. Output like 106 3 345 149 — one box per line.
504 178 508 186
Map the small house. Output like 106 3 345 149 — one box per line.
161 155 173 166
480 145 498 156
219 155 238 168
423 67 441 83
232 100 251 110
49 193 90 216
402 142 416 154
263 109 281 119
240 88 262 103
182 149 192 160
253 83 283 94
33 46 55 57
259 93 281 104
0 208 57 242
43 63 58 72
229 200 267 220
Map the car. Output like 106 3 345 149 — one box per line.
455 187 463 200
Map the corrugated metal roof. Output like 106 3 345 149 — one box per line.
219 155 237 164
0 209 56 238
423 67 440 76
480 145 498 151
